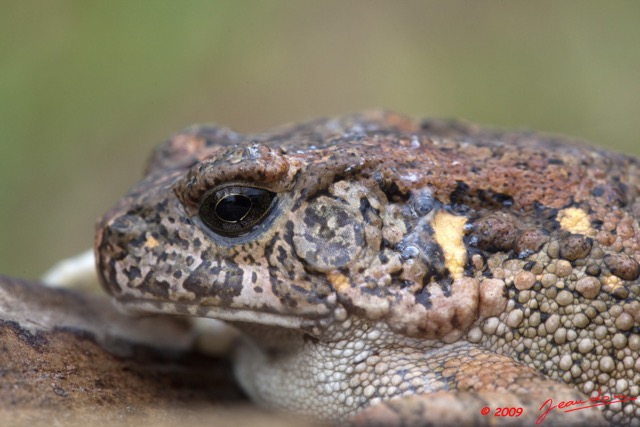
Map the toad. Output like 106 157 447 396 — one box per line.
96 111 640 425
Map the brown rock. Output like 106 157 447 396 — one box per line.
0 276 269 426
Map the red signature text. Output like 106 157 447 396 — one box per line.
536 389 637 425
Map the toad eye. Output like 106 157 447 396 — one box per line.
198 186 277 237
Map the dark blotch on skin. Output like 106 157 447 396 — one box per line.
611 286 630 300
449 181 470 208
604 254 640 281
225 267 244 293
451 182 514 210
559 234 593 261
277 246 288 265
477 189 514 208
184 261 243 305
586 265 601 277
470 212 518 252
438 277 453 297
138 276 171 299
127 266 142 280
271 279 298 309
377 178 410 203
284 220 295 245
359 197 373 219
415 289 432 309
515 229 550 256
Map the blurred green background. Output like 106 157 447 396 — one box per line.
1 1 639 279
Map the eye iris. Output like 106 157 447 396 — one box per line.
215 194 252 222
198 186 277 237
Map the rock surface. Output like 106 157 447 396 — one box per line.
0 276 307 426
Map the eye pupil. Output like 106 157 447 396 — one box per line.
198 186 277 237
215 194 252 222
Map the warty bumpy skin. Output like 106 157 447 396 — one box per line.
96 111 640 426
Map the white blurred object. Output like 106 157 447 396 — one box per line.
194 317 239 355
41 249 99 290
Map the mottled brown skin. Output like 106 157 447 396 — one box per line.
96 112 640 425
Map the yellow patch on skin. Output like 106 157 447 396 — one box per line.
145 235 159 249
327 271 351 291
558 207 593 235
432 210 467 280
602 275 622 290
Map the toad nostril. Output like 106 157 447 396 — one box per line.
108 213 147 242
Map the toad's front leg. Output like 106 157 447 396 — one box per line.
351 344 606 426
